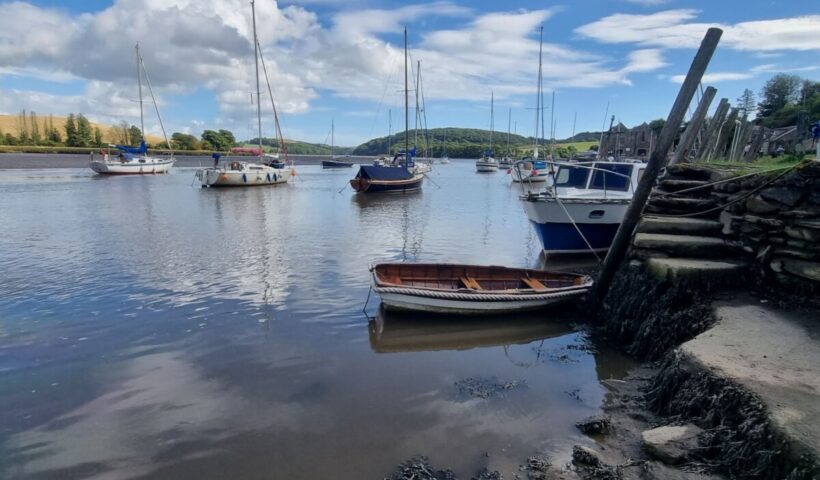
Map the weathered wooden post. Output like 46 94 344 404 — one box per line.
670 86 716 165
744 126 765 162
698 97 729 161
595 27 723 301
713 108 739 160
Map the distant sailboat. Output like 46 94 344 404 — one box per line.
475 92 498 173
499 107 513 168
439 129 450 164
511 26 550 184
350 28 423 194
89 44 175 175
195 0 293 187
322 120 353 168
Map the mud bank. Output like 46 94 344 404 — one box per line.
592 161 820 479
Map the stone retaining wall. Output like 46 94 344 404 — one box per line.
642 160 820 290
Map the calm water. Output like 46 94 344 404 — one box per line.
0 161 631 479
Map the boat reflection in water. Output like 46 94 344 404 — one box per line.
368 305 573 354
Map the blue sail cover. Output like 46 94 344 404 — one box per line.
399 146 417 167
484 149 494 157
357 164 414 180
116 141 147 155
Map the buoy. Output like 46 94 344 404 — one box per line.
531 170 538 176
291 168 296 176
506 169 511 174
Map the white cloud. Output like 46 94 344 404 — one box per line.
669 72 753 84
0 1 672 136
624 0 672 5
576 10 820 52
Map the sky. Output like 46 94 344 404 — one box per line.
0 0 818 147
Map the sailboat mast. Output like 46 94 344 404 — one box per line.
415 60 420 148
331 119 334 158
136 43 145 142
507 107 511 154
404 28 408 159
388 109 392 154
489 91 494 152
550 91 555 156
534 26 543 158
251 0 262 155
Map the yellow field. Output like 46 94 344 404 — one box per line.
0 114 164 145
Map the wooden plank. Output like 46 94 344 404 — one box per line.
521 277 548 292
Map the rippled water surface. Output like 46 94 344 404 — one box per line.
0 162 632 479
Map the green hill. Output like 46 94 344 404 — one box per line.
352 127 600 158
246 137 354 156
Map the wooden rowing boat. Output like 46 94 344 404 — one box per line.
370 263 592 315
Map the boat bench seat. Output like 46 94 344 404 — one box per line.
460 276 483 290
382 274 402 285
521 277 548 292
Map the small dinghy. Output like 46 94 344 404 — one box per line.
370 263 592 315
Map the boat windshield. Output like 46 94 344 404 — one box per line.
589 164 634 191
554 165 590 188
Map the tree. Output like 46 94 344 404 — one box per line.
737 89 756 119
29 111 41 145
0 128 4 146
217 129 236 146
64 114 78 146
17 110 29 145
128 125 143 146
201 129 233 151
48 114 62 144
94 127 103 146
648 118 666 137
76 114 93 147
171 132 198 150
758 74 801 119
5 133 16 145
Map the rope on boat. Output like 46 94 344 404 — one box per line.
362 286 374 318
553 196 603 263
373 286 589 302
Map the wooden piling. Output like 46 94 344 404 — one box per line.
670 86 716 165
698 97 729 161
713 108 739 160
595 27 723 301
744 126 765 162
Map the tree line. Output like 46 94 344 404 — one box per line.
737 74 819 129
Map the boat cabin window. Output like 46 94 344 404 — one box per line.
554 165 590 188
230 162 242 171
589 164 633 191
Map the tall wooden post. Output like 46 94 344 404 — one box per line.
713 108 738 160
670 86 716 165
743 126 765 162
595 28 723 301
698 98 729 161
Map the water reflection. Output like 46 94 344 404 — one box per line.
369 306 572 353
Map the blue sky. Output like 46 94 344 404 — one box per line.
0 0 817 146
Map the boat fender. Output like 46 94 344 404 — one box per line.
242 173 247 183
291 168 296 176
273 173 277 182
266 173 271 182
531 169 537 176
506 169 511 174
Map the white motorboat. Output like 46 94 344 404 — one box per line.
510 159 551 183
412 160 432 174
476 155 498 172
520 161 646 254
90 44 174 175
195 0 293 188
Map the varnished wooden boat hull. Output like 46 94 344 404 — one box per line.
370 263 592 315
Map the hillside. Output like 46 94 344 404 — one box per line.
0 114 165 145
352 127 599 158
245 137 354 156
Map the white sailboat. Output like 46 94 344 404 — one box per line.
439 128 450 164
475 92 498 173
499 107 514 168
195 0 293 188
511 26 551 184
89 44 174 175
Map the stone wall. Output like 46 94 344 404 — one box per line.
641 160 820 290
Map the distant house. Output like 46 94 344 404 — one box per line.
598 122 655 159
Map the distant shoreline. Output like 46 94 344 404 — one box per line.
0 152 447 169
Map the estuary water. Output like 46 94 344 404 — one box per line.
0 160 631 479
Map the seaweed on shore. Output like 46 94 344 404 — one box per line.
596 264 717 360
645 351 819 479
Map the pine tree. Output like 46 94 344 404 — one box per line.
736 89 756 119
76 114 92 147
48 115 62 144
94 127 103 146
17 109 29 145
29 111 41 145
128 125 142 146
65 114 78 147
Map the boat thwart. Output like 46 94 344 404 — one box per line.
370 263 592 315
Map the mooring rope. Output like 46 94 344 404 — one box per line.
373 286 589 302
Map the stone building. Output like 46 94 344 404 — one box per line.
598 122 655 159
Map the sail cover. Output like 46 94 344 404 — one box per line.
357 165 414 180
231 147 263 156
116 140 147 155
